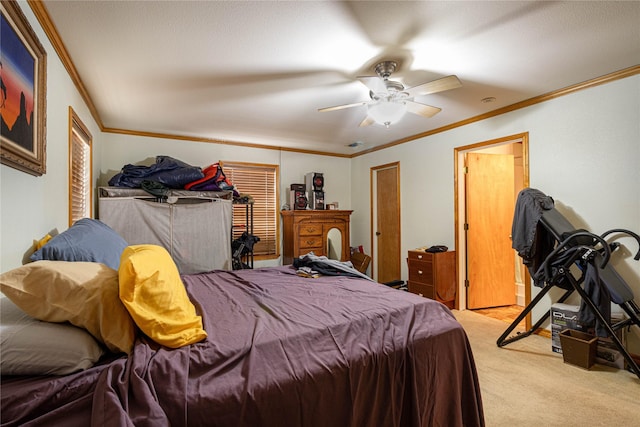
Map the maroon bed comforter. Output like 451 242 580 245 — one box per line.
1 266 483 426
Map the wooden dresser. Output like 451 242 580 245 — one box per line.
281 210 352 264
407 249 456 309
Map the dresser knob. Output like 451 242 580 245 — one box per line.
417 255 423 259
418 270 423 275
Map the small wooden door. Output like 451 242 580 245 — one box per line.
466 153 515 309
373 163 401 283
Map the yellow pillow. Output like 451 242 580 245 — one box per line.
35 233 52 249
0 261 136 354
118 245 207 348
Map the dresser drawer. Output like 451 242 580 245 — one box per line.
408 281 435 299
407 259 434 285
299 247 324 257
299 235 323 249
298 224 322 236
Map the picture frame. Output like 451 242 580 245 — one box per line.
1 0 47 176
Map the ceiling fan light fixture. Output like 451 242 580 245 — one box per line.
367 101 407 128
318 60 460 128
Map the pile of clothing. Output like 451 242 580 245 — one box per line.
108 156 239 197
293 253 373 281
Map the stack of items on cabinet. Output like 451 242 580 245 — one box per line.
108 155 238 196
100 156 256 273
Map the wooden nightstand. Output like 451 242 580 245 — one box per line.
407 249 456 309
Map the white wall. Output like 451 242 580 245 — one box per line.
350 74 640 350
0 1 102 271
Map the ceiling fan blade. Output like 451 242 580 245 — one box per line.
406 100 442 118
359 116 375 127
405 75 462 97
357 76 387 94
318 101 368 113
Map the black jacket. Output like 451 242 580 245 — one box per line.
511 188 555 283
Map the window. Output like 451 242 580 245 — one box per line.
68 107 92 225
221 162 279 258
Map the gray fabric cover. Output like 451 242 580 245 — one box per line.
99 192 232 273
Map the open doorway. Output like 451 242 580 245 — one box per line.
454 133 530 328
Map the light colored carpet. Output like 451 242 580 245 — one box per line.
453 309 640 427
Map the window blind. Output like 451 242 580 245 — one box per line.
69 111 92 225
222 162 279 257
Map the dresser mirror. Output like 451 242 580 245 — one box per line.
326 228 342 260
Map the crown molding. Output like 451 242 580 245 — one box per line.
28 0 103 129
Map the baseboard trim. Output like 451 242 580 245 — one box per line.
535 328 551 338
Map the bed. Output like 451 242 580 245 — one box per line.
1 221 483 426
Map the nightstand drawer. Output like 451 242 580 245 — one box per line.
408 251 433 262
408 259 434 285
408 281 435 299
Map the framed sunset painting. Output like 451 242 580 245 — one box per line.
1 0 46 176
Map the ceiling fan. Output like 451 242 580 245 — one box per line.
318 61 462 128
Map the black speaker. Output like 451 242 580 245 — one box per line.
293 191 307 210
312 173 324 191
305 172 324 192
290 184 307 210
310 191 324 210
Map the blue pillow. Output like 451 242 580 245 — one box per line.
30 218 128 270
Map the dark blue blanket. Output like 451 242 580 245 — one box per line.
108 156 204 189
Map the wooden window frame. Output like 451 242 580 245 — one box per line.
221 161 280 259
68 107 92 226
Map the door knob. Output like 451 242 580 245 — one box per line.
376 231 381 236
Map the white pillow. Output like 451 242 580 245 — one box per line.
0 297 105 376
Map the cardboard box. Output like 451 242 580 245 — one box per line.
551 303 586 354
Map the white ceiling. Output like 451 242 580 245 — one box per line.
42 1 640 156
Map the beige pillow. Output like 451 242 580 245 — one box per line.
0 261 136 354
